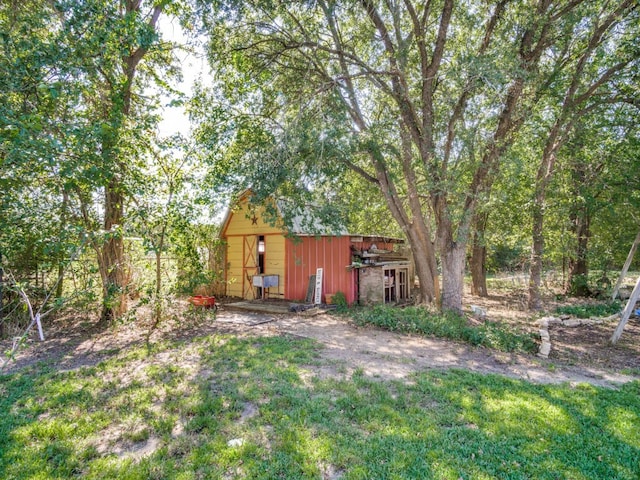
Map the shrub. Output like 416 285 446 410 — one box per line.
332 291 348 311
350 305 538 354
554 301 622 319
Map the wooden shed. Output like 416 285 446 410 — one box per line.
219 191 408 305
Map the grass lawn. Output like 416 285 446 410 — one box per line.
1 334 638 479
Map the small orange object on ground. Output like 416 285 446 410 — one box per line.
189 295 217 309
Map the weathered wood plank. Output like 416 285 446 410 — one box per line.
611 275 640 344
612 227 640 300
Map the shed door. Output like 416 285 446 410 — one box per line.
242 236 259 299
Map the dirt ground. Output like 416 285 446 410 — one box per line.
463 292 640 374
2 293 639 389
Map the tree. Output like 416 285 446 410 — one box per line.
526 0 639 309
63 0 167 323
197 0 610 312
0 1 80 292
130 134 196 325
469 212 489 297
563 107 640 295
1 0 184 324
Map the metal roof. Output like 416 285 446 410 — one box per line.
220 189 404 243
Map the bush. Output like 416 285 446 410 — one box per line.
554 301 622 319
350 305 538 354
568 274 590 297
332 291 348 311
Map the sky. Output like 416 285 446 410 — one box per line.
155 17 229 221
157 17 208 137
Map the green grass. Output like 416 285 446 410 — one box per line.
554 301 622 319
1 335 639 479
349 305 539 354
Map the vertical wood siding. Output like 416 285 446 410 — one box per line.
222 192 401 303
285 236 356 304
225 236 244 297
263 234 285 297
223 195 286 299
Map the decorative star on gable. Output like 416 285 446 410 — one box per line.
251 215 258 225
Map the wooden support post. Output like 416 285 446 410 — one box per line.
35 313 45 341
612 227 640 300
611 275 640 345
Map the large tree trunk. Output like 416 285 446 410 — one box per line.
375 124 440 306
100 180 128 324
405 224 439 305
470 213 488 297
567 205 591 296
440 243 467 312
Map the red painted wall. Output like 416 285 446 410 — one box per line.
285 236 356 304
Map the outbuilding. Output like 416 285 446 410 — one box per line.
219 190 411 305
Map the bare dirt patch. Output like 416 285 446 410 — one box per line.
2 295 639 388
548 316 640 371
272 312 637 387
461 292 640 371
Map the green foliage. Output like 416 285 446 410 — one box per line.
486 243 529 273
555 301 622 319
171 223 225 295
567 274 590 297
1 335 639 479
350 306 538 354
332 291 348 311
0 0 187 321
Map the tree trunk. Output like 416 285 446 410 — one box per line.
528 201 544 310
440 243 467 312
100 180 128 324
470 213 488 297
55 191 69 299
154 249 162 325
153 218 168 325
406 226 439 305
374 124 440 306
567 206 591 296
528 139 561 311
55 263 65 299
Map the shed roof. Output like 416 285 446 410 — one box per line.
279 200 348 236
219 189 403 243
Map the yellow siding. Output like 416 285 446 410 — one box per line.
224 197 284 236
226 236 244 297
222 194 289 299
264 235 285 297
